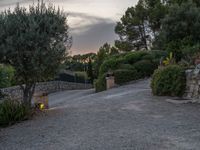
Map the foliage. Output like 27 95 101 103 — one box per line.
118 64 136 70
157 1 200 61
149 50 168 59
95 50 165 92
181 44 200 64
0 1 72 106
141 54 155 61
124 51 148 64
146 0 167 35
151 65 186 96
133 60 157 78
163 52 176 66
115 1 149 51
95 74 106 92
99 58 125 75
0 100 31 127
166 0 200 6
114 69 138 85
0 64 15 88
115 0 167 51
94 43 118 77
87 58 94 83
94 44 110 77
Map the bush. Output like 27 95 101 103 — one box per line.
149 50 168 59
151 65 186 97
133 60 157 78
114 69 138 85
95 50 167 93
118 64 135 70
99 58 125 75
124 51 148 64
0 64 15 88
95 74 106 92
0 100 31 127
142 54 155 61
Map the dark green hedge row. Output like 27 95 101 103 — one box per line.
95 50 167 92
114 69 138 85
151 65 186 97
99 50 167 76
95 74 106 92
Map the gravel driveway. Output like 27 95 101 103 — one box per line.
1 79 200 150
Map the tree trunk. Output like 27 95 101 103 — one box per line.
142 23 148 50
21 83 36 108
138 24 148 50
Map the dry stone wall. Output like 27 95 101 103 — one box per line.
185 69 200 100
0 81 93 100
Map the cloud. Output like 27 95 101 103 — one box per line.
0 0 133 54
68 12 117 55
68 12 114 34
0 0 33 10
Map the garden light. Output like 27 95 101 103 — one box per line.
34 92 49 110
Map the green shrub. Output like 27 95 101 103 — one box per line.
141 50 167 62
152 58 161 66
0 64 15 88
150 50 168 59
151 65 186 97
95 50 167 93
0 100 31 127
124 51 148 64
114 69 138 85
95 74 106 92
142 54 154 61
133 60 157 78
99 58 125 75
118 64 135 70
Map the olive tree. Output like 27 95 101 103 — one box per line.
0 1 72 107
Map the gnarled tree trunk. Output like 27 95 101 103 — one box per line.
20 83 36 108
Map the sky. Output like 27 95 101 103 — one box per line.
0 0 138 55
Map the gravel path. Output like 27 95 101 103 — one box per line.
1 79 200 150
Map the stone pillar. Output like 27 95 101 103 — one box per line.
106 76 115 90
106 70 115 90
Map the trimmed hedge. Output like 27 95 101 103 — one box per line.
149 50 168 59
124 51 148 64
133 60 157 78
99 50 166 76
99 58 125 75
151 65 186 97
95 50 167 92
114 69 138 85
118 64 135 70
95 74 106 92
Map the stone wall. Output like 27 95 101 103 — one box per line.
0 81 93 100
185 69 200 99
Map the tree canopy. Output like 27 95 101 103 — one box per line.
155 1 200 61
0 1 72 106
115 0 166 52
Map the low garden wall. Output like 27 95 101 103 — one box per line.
0 81 93 100
185 69 200 100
